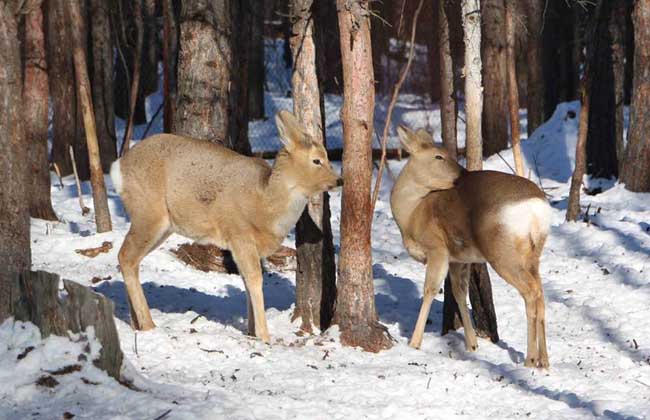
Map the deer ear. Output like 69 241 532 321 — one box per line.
415 128 434 145
275 110 309 151
397 125 427 154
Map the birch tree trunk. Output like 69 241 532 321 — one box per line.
24 0 57 220
290 0 336 333
334 0 392 352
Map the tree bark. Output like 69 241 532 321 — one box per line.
611 0 627 175
370 0 389 96
65 0 113 233
481 0 508 157
0 0 31 322
175 0 232 143
334 0 392 352
505 0 524 176
230 0 253 155
162 0 179 133
621 0 650 192
23 0 57 221
289 0 337 333
439 0 457 160
525 0 545 136
141 0 158 98
248 0 265 120
121 0 143 155
89 0 117 171
317 0 343 94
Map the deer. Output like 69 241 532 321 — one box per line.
110 110 342 344
390 126 552 368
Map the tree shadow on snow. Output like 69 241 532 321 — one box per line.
94 271 295 333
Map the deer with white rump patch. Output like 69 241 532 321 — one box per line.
111 110 342 343
390 126 551 368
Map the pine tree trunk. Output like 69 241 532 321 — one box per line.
89 0 117 171
505 0 524 176
334 0 392 352
121 0 143 155
140 0 158 98
481 0 508 157
248 0 265 120
0 0 31 322
317 1 343 94
230 0 252 155
525 0 545 136
290 0 336 333
162 0 178 133
566 82 590 221
611 0 626 175
175 0 232 142
65 0 112 233
371 1 389 96
24 0 57 221
621 0 650 192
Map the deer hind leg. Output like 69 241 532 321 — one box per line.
231 243 270 344
410 250 449 349
532 268 549 368
118 214 171 331
449 263 478 351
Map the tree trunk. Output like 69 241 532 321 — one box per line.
371 0 389 96
230 0 253 155
317 0 343 94
175 0 232 143
0 0 31 322
505 0 524 176
140 0 158 98
586 1 619 180
89 0 117 171
248 0 265 120
289 0 337 334
426 2 442 103
162 0 179 133
481 0 508 157
23 0 57 221
621 0 650 192
65 0 113 233
525 0 545 136
334 0 392 352
611 0 627 175
121 0 143 155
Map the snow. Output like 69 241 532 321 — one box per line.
4 70 650 418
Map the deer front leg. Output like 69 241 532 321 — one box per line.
231 243 270 344
410 250 449 349
449 263 478 351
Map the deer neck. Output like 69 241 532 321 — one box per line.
391 166 436 232
264 151 309 237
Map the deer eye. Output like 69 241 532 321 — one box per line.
312 159 321 165
435 155 444 160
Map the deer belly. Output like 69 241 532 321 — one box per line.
448 237 486 263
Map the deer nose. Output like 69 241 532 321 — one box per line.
336 177 344 187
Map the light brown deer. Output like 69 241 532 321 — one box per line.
390 126 551 368
111 110 342 343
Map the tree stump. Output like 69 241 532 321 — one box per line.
10 270 123 381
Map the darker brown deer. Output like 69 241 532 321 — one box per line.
111 111 342 343
390 126 551 368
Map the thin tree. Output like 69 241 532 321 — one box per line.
481 0 509 157
505 0 524 176
0 0 31 321
175 0 232 142
334 0 392 352
162 0 178 133
65 0 112 233
525 0 545 136
24 0 57 220
289 0 336 333
621 0 650 192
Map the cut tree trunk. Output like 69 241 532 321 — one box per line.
10 271 124 381
65 0 113 233
0 0 31 322
175 0 232 143
621 0 650 192
290 0 337 333
248 0 265 120
89 0 117 172
334 0 392 352
481 0 508 157
23 0 57 220
505 0 524 176
525 0 545 136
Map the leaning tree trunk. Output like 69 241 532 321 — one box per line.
621 0 650 192
525 0 545 136
65 0 113 233
89 0 117 171
175 0 232 143
0 0 31 322
334 0 392 352
23 0 57 221
248 0 265 120
290 0 336 334
481 0 509 157
443 0 499 343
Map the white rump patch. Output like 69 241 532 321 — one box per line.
499 198 551 239
110 159 123 194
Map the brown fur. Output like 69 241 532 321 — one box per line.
390 126 551 368
113 111 341 343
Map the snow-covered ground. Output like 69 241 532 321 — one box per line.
3 91 650 419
